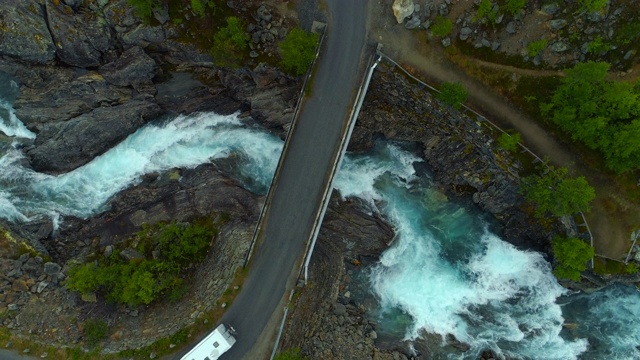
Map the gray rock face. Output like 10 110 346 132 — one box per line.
459 27 473 41
27 100 163 173
551 41 569 52
120 248 144 261
405 15 422 29
548 19 568 30
100 46 157 87
43 262 61 276
122 25 166 46
541 3 560 15
506 21 517 34
46 1 112 67
0 1 56 64
14 72 130 125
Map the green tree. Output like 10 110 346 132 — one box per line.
127 0 160 19
527 39 547 57
521 166 596 217
436 82 468 109
504 0 526 14
431 16 453 37
211 16 249 67
541 61 640 173
497 132 521 152
279 28 320 76
551 236 594 281
578 0 608 12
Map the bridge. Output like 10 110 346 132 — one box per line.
211 1 375 359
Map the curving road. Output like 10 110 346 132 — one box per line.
210 1 369 359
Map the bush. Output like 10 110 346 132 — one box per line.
578 0 608 12
552 236 594 281
190 0 217 17
587 36 610 54
127 0 160 19
84 319 109 347
527 39 547 57
520 166 596 217
436 82 468 109
211 16 249 67
279 28 320 76
497 132 521 152
431 16 453 37
504 0 526 14
67 221 215 306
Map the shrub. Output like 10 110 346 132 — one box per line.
504 0 526 14
436 82 468 109
497 132 521 152
552 236 594 281
67 221 215 307
84 319 109 347
127 0 160 19
520 166 596 217
279 28 320 76
578 0 608 12
587 36 610 53
211 16 249 67
431 16 453 37
527 39 547 57
275 349 306 360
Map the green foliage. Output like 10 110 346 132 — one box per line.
275 348 306 360
527 39 547 57
587 36 610 54
503 0 526 14
431 16 453 37
521 166 596 217
541 61 640 173
211 16 249 67
615 21 640 46
497 132 521 152
84 319 108 347
279 27 320 76
552 236 594 281
474 0 500 24
67 221 214 306
625 262 639 274
190 0 217 17
436 82 468 109
578 0 608 12
127 0 160 19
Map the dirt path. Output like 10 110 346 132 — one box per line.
365 1 638 259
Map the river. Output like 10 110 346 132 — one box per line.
1 75 639 359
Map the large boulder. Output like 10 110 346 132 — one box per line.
392 0 415 24
26 100 163 173
100 46 157 88
14 72 130 125
0 1 56 64
45 1 112 67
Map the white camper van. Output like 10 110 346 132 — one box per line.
181 324 236 360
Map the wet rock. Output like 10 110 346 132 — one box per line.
551 41 569 52
541 3 560 15
27 100 163 173
119 248 145 261
438 3 449 16
0 1 56 64
459 27 473 40
100 46 157 88
43 262 61 276
405 15 421 29
122 25 166 46
441 37 452 47
506 21 516 34
624 49 636 60
392 0 415 23
481 38 491 47
548 19 568 30
46 1 112 67
491 41 501 51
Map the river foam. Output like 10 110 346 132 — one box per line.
0 112 282 222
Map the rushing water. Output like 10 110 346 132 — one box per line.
2 74 640 359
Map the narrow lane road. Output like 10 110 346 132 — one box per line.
215 1 370 359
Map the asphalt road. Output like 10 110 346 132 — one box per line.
213 1 369 359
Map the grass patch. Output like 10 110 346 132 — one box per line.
594 257 639 275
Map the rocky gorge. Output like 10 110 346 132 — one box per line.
0 0 593 359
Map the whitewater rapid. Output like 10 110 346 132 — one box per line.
2 73 640 359
0 111 282 222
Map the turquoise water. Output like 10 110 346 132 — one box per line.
2 74 640 359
